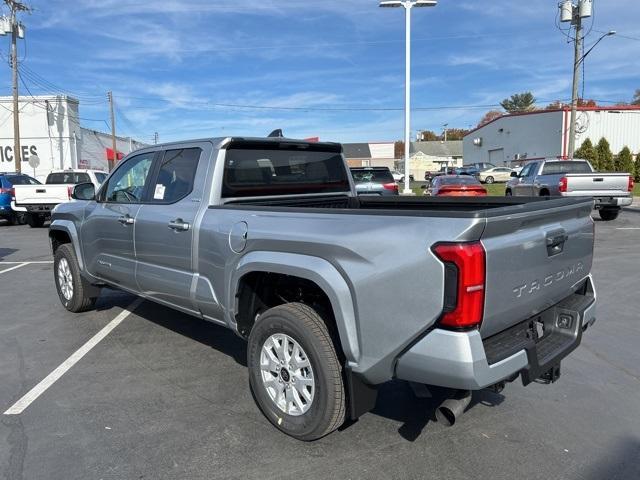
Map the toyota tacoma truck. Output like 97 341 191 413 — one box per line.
49 137 597 440
505 158 633 221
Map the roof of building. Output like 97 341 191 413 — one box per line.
342 143 372 159
465 105 640 136
410 140 463 157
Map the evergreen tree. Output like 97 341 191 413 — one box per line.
616 146 634 173
634 152 640 182
574 138 598 169
595 138 613 171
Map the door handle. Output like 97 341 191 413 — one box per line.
117 215 134 225
168 218 190 232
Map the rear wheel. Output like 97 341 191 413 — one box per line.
14 212 26 225
26 213 45 228
599 208 620 221
248 302 345 441
505 189 512 196
485 176 494 184
54 244 98 312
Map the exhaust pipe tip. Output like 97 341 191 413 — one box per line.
435 391 472 427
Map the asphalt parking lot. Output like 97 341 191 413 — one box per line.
1 208 639 480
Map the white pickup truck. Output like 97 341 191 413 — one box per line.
506 159 633 221
13 169 107 227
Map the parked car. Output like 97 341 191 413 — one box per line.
455 166 481 177
465 162 496 172
426 175 488 196
424 166 456 183
13 169 107 227
50 136 597 441
390 170 414 183
0 172 40 225
350 167 398 195
478 167 514 184
505 159 633 221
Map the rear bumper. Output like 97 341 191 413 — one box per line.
395 275 596 390
11 200 56 214
593 195 632 208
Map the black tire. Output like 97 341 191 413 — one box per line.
485 176 494 184
248 302 345 441
599 208 620 221
540 190 550 197
54 244 98 312
505 189 512 196
26 213 45 228
6 215 17 226
14 212 26 225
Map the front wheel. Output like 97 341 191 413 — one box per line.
248 303 345 441
599 208 620 221
54 244 98 312
485 176 494 184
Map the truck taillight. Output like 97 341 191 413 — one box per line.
559 176 568 193
383 182 398 192
629 177 635 192
432 242 485 329
67 186 74 199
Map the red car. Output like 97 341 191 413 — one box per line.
426 175 487 197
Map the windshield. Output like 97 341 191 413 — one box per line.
350 169 394 184
5 175 41 185
439 176 481 185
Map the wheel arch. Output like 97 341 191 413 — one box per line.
49 220 85 271
230 251 360 366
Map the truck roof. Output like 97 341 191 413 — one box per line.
141 136 343 152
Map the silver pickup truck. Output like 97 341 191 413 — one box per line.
49 137 597 440
505 159 633 221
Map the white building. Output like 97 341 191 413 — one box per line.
463 106 640 166
409 141 463 178
0 95 147 181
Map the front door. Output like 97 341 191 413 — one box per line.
81 151 156 291
513 162 536 196
134 145 210 312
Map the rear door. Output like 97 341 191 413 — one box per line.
81 151 156 291
134 143 211 313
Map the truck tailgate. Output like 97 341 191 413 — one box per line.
564 173 629 196
480 198 594 338
14 184 70 205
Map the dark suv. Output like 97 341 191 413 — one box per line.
350 167 399 195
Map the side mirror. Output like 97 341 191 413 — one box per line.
420 184 428 189
72 182 96 201
510 171 518 178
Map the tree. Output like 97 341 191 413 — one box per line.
615 146 634 173
577 98 597 107
477 110 503 127
632 89 640 106
500 92 536 113
545 100 565 110
443 128 470 141
417 130 439 141
394 141 404 159
574 138 597 168
634 152 640 182
595 138 614 171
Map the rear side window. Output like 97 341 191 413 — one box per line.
222 145 349 198
541 161 592 175
350 169 394 184
5 175 40 185
149 148 201 203
46 172 91 184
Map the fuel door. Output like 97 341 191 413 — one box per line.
229 221 248 254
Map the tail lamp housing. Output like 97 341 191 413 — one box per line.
559 177 568 193
432 242 486 329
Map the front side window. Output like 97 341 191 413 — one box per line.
103 152 154 203
95 172 108 184
149 148 201 204
519 164 532 178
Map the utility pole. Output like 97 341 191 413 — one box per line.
567 14 582 160
443 123 448 143
153 131 158 144
107 91 117 171
4 0 29 173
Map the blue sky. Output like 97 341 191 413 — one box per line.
2 0 638 143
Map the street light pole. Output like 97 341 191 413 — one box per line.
380 0 437 194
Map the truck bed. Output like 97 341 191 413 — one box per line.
223 194 592 217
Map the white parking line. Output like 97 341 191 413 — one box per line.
0 261 54 264
616 228 640 230
3 298 143 415
0 263 29 274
